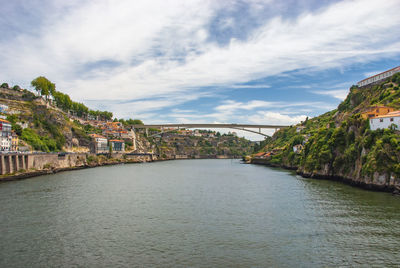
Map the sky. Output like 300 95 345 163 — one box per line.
1 0 400 140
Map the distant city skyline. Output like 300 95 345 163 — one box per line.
1 0 400 139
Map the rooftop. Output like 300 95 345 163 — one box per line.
372 111 400 119
0 118 11 124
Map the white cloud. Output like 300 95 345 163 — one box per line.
311 89 349 100
0 0 399 121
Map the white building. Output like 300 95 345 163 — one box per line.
0 136 10 151
357 66 400 87
0 119 12 152
89 134 108 153
370 111 400 131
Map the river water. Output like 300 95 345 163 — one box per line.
1 159 399 267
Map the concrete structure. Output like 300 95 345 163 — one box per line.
357 66 400 87
0 153 88 175
361 106 395 119
370 111 400 131
110 139 125 152
89 134 108 154
132 123 288 137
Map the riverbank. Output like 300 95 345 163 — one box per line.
0 154 244 183
0 154 157 183
250 158 400 194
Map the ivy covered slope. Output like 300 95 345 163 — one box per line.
257 73 400 192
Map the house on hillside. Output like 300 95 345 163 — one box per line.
11 132 18 152
357 66 400 87
110 139 125 152
361 106 395 119
0 119 12 152
370 111 400 131
89 133 108 154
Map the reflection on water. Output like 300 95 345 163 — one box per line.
0 159 399 267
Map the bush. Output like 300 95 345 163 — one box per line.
21 128 59 152
12 85 21 91
0 83 8 88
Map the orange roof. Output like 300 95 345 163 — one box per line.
0 118 11 124
254 152 266 157
363 105 393 111
89 133 107 139
372 111 400 119
109 139 124 142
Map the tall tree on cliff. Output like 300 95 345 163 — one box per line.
31 76 55 100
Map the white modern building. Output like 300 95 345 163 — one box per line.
357 66 400 87
370 111 400 131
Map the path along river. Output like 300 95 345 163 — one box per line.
1 159 399 267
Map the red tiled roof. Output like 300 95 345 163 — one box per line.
89 133 107 139
372 111 400 119
0 118 11 124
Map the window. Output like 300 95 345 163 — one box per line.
380 119 383 122
390 118 394 122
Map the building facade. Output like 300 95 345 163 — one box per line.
11 132 18 151
110 139 125 152
0 119 12 152
357 66 400 87
89 134 108 154
370 111 400 131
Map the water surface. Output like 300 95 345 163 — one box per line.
1 159 399 267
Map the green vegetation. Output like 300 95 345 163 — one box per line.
256 75 400 180
31 76 55 99
30 76 113 120
21 128 59 152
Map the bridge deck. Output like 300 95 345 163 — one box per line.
132 123 288 129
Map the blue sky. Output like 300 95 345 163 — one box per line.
1 0 400 139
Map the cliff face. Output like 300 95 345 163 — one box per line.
144 131 255 159
254 73 400 193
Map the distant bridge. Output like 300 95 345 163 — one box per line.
132 123 288 137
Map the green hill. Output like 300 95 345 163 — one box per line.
253 73 400 193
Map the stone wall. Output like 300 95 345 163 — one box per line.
0 153 88 175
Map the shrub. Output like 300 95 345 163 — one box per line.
0 83 8 88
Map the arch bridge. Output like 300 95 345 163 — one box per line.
131 123 288 137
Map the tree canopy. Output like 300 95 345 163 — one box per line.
31 76 55 99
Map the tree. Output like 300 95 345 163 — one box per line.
31 76 55 100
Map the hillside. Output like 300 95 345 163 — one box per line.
0 82 253 157
145 130 254 158
252 73 400 193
